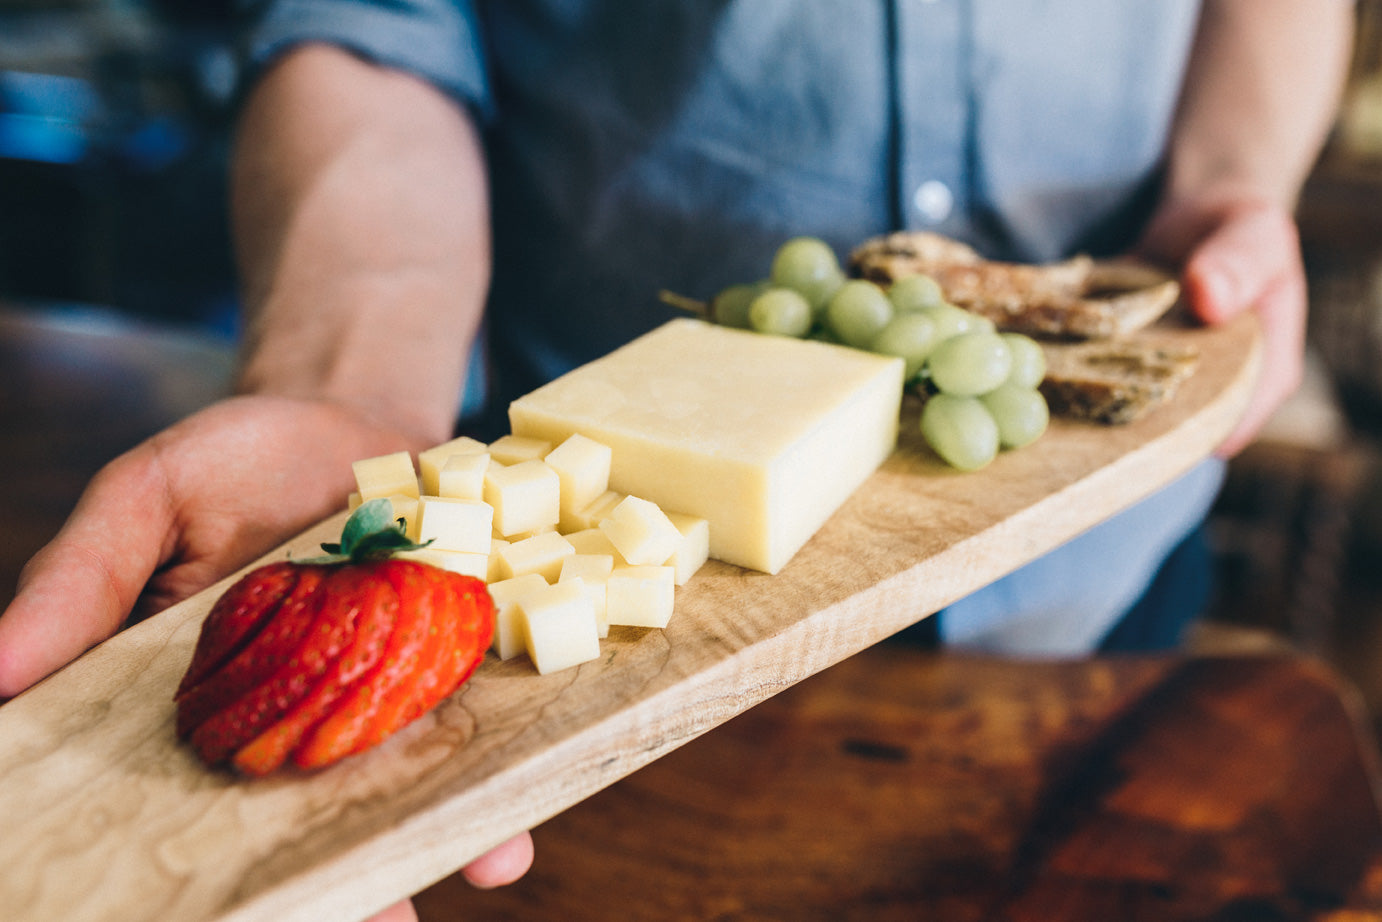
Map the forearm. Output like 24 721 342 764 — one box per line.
231 43 491 445
1165 0 1354 209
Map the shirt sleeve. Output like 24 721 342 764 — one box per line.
234 0 493 119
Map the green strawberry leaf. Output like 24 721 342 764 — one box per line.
294 497 432 565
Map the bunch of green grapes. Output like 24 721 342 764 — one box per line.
707 236 1049 471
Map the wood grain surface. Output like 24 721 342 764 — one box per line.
425 649 1382 921
0 312 1260 922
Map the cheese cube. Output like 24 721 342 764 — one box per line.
605 566 676 629
488 434 551 466
418 436 487 495
437 451 491 501
386 493 422 541
484 459 561 537
545 433 613 516
666 512 710 586
510 318 903 573
520 579 601 674
417 496 493 554
500 524 558 543
559 489 625 534
352 451 420 500
488 573 548 660
487 538 510 582
494 530 575 582
559 553 614 637
563 528 629 565
599 495 680 566
397 547 489 580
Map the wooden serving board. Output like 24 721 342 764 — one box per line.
0 313 1260 922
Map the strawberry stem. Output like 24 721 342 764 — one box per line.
296 498 432 565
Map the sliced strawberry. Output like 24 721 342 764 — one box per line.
231 563 402 775
185 567 366 766
175 565 331 738
397 572 492 727
291 560 438 768
379 567 460 737
176 561 300 698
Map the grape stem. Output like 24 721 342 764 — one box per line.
657 290 708 317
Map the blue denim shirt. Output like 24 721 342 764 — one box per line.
236 0 1223 653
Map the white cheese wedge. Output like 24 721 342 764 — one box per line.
509 318 903 573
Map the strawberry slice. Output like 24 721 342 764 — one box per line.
175 564 330 739
230 563 401 775
396 572 492 728
186 567 364 766
290 559 438 768
176 561 300 698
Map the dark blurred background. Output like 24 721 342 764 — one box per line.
0 0 237 334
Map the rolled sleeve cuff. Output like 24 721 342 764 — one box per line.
236 0 493 119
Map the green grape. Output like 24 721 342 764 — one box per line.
1001 333 1046 388
870 312 939 380
888 274 946 313
748 287 813 338
919 303 991 341
711 280 769 329
980 383 1049 449
825 279 894 348
926 331 1012 396
920 394 1000 471
770 236 845 310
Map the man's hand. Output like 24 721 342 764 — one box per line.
369 833 536 922
1132 0 1353 457
0 392 536 910
1136 196 1306 457
0 394 427 698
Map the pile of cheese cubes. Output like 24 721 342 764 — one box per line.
349 432 710 675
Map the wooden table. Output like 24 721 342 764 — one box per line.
4 301 1382 921
425 648 1382 922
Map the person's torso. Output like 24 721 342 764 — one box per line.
470 0 1201 418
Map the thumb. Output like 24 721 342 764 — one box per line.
1180 202 1300 326
0 447 174 698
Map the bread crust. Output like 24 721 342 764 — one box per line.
849 231 1180 340
1039 339 1200 425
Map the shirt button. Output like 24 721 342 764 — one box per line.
913 180 953 223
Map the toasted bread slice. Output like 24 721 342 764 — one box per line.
1039 339 1200 425
849 231 1180 339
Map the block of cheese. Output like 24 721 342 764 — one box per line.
509 319 904 574
418 435 487 495
352 451 419 501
